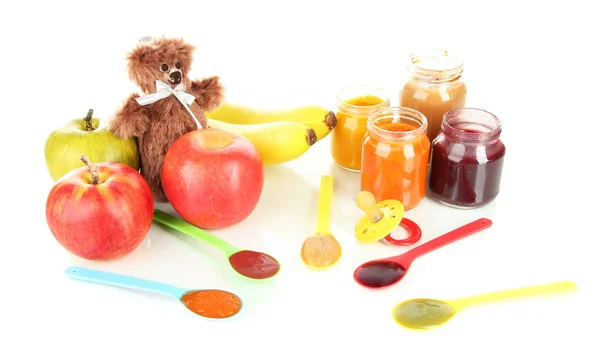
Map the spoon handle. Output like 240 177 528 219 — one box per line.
65 266 187 299
315 175 333 234
153 209 240 257
453 281 578 309
393 218 492 265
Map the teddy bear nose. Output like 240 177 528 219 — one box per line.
170 71 182 84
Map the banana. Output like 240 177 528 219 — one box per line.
206 103 337 141
206 118 317 166
297 111 336 141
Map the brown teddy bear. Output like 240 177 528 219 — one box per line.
108 36 224 202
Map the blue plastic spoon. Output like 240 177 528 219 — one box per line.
65 266 242 319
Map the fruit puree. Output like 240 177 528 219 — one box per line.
331 85 390 171
354 260 406 288
360 108 430 210
180 289 242 318
228 250 280 279
429 132 505 207
392 299 455 329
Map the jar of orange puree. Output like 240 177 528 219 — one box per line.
331 85 390 171
361 107 430 210
400 49 467 143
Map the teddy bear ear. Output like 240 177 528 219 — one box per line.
179 41 196 57
127 44 152 65
127 36 158 65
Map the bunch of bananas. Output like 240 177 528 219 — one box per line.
206 103 337 166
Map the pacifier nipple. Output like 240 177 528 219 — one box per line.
356 191 384 223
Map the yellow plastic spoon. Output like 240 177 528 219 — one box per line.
300 175 342 269
392 280 577 330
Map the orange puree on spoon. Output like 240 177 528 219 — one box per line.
180 289 242 319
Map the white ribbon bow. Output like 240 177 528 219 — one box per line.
135 80 202 128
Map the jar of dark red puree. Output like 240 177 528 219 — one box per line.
428 108 506 208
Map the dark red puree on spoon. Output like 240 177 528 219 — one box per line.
355 261 407 288
354 218 492 289
228 250 280 279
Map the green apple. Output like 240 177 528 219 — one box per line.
44 109 140 181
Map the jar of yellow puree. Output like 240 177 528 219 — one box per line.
331 84 390 171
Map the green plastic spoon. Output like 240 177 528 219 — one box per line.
153 209 280 280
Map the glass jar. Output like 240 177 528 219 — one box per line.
331 84 390 171
360 107 430 210
399 49 467 143
429 108 506 209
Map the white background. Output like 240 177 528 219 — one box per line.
1 1 598 361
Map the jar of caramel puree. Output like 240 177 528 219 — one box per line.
400 50 467 143
331 85 390 171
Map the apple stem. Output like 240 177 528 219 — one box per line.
84 109 95 131
80 155 100 185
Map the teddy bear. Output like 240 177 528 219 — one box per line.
108 36 224 202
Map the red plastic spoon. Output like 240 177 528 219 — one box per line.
353 218 492 289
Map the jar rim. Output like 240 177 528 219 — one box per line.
367 106 428 140
336 84 390 112
407 49 464 82
442 108 502 141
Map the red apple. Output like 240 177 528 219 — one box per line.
46 155 154 260
162 128 264 229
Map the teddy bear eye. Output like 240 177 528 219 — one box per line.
161 64 169 72
175 62 181 69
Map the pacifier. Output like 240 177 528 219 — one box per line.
354 191 422 245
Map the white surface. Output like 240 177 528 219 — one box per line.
1 1 598 361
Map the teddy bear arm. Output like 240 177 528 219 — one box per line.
189 76 225 112
108 93 151 138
